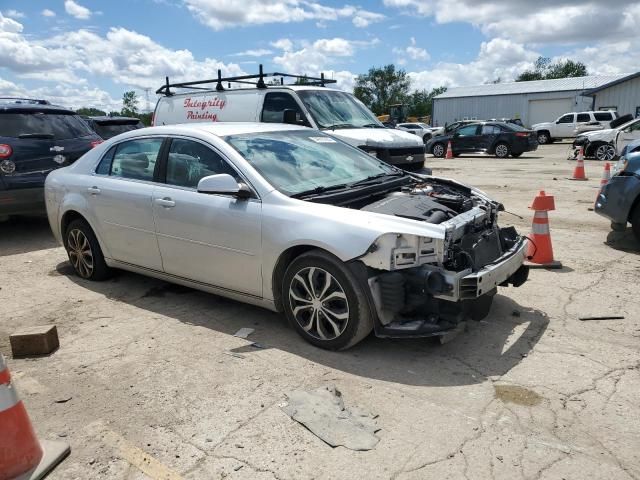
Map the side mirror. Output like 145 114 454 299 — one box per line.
283 109 298 125
197 174 251 199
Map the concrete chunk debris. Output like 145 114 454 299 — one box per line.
281 385 379 451
233 328 254 339
10 325 60 357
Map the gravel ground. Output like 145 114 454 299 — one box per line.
1 142 639 480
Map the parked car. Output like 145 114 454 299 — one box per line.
45 123 529 350
154 67 426 170
532 110 618 144
573 115 640 161
427 122 538 158
0 98 103 219
85 116 144 140
595 138 640 241
396 122 436 143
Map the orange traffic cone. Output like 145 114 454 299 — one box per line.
595 162 611 203
0 353 70 480
526 191 562 269
445 140 454 159
569 147 588 180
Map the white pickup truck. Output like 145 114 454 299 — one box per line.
532 111 618 144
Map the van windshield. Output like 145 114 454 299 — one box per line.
297 90 384 130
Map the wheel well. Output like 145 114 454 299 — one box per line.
271 245 325 312
537 130 550 137
60 210 86 238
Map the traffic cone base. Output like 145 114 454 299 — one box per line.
17 439 71 480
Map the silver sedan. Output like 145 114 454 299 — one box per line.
45 123 529 350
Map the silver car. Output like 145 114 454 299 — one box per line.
45 123 529 350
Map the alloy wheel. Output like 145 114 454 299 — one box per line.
538 133 548 144
496 144 509 158
433 144 444 157
67 228 94 278
596 144 616 161
288 267 349 341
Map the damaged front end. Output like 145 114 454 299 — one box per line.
357 177 529 338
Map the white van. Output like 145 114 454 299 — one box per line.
153 69 426 168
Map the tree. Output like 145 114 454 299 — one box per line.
353 65 411 115
76 107 106 116
407 86 447 118
121 90 139 117
516 56 587 82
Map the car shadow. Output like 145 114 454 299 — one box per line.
605 229 639 253
55 261 549 387
0 216 58 257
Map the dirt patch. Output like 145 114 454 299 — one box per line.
494 384 542 406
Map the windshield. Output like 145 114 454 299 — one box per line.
225 130 397 196
618 118 640 131
0 112 94 139
297 90 383 129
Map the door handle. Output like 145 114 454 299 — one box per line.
87 186 101 195
155 197 176 208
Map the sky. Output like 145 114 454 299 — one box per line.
1 0 639 112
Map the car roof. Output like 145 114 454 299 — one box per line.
142 122 311 137
0 101 75 114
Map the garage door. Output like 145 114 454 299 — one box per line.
528 98 573 126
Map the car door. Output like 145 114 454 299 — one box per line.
555 114 575 138
89 137 165 270
152 137 263 297
453 124 481 153
480 124 501 151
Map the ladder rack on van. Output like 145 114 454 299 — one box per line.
156 64 337 96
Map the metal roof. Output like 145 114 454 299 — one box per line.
435 74 631 99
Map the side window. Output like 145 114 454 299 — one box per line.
95 146 116 175
628 121 640 132
481 125 500 135
165 139 238 189
110 138 163 181
457 125 479 136
261 92 306 124
558 114 574 123
576 113 590 122
594 112 613 121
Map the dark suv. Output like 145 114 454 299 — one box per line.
85 116 144 140
0 98 103 218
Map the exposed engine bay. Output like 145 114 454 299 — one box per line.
351 176 530 338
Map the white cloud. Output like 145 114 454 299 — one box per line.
182 0 383 30
383 0 640 45
271 38 293 51
3 9 25 19
230 48 273 57
64 0 92 20
41 9 56 17
394 37 429 64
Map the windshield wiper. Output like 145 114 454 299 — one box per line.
322 123 356 130
290 183 349 199
361 123 385 128
18 133 54 139
349 172 404 187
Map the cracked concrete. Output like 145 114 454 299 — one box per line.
1 143 639 479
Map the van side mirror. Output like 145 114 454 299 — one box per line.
283 109 298 125
197 174 251 199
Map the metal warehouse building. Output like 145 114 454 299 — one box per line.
432 73 640 128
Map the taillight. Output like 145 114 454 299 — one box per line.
90 140 103 148
0 144 12 158
515 132 529 137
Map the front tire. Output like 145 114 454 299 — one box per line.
64 218 111 280
495 142 511 158
282 250 373 350
431 143 446 157
537 132 551 144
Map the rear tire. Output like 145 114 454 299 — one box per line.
64 218 111 281
431 143 446 157
282 250 373 350
537 132 550 144
495 142 511 158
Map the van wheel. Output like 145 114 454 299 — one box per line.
282 250 373 350
64 219 111 280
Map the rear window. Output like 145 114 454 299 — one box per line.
594 112 614 121
503 122 528 132
92 122 143 139
0 112 94 139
